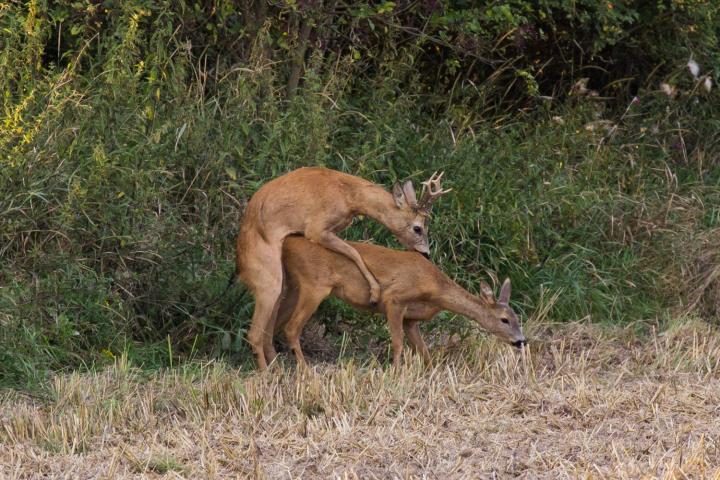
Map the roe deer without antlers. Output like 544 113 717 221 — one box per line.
236 167 451 369
275 236 527 367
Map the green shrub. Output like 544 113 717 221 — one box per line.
1 1 718 387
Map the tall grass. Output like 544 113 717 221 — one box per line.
1 2 719 387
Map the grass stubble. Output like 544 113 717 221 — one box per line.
1 316 719 479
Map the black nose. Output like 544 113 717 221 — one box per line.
513 339 527 348
421 252 429 259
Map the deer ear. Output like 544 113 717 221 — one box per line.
499 277 511 304
479 281 495 302
401 180 418 207
393 182 407 208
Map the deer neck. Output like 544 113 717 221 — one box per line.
436 280 494 330
354 184 402 226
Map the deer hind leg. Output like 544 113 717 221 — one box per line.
261 274 302 365
282 286 330 367
403 320 431 364
270 280 300 360
310 231 381 306
242 241 284 370
262 297 283 366
274 280 299 335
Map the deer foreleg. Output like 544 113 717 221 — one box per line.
403 320 431 364
386 302 408 368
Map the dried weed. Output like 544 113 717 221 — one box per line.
1 320 720 479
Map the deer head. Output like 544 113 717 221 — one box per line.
479 278 526 348
389 172 451 257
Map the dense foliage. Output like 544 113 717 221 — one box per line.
1 0 719 387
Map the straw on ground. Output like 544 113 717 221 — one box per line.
1 318 719 479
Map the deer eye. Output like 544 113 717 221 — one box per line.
413 226 423 234
501 318 510 324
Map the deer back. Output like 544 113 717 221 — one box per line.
282 237 445 308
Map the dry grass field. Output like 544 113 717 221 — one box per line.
2 318 720 479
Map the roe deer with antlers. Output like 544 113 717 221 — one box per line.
236 167 451 369
275 236 527 367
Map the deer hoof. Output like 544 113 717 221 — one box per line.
369 288 380 307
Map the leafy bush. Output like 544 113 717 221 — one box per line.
1 1 718 387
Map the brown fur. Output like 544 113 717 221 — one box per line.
236 167 447 369
276 236 527 367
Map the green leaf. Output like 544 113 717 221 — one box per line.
225 166 237 181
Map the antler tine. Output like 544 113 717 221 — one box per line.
418 171 452 212
419 172 432 200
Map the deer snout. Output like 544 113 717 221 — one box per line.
512 339 527 348
421 252 429 259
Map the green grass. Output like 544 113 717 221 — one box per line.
1 2 719 389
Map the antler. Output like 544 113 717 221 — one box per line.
418 171 452 213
